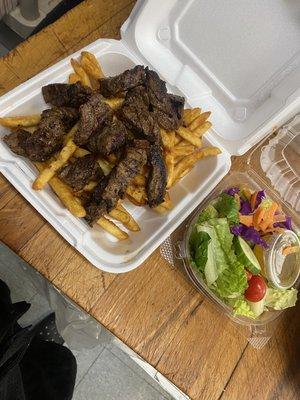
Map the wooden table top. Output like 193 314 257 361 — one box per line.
0 1 299 399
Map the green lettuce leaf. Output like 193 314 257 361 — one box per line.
196 218 248 296
189 230 211 273
197 204 218 223
230 298 256 319
214 193 239 224
265 288 298 310
213 259 247 298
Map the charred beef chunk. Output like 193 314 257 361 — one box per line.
85 140 148 225
42 82 92 108
119 87 160 144
58 154 103 192
145 69 184 130
22 115 66 161
146 145 167 207
102 140 148 211
74 93 112 146
87 120 127 156
3 129 31 157
41 107 79 130
99 65 146 98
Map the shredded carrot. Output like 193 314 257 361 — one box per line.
259 202 278 231
282 246 300 256
253 208 266 229
239 214 253 227
250 192 258 211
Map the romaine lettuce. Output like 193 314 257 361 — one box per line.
230 298 256 319
214 193 239 224
265 288 298 310
195 218 248 297
197 204 218 223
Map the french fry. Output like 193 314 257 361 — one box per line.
97 216 128 240
173 147 221 182
183 108 201 126
133 173 147 186
116 203 140 232
0 115 41 128
35 162 86 217
33 125 78 190
192 121 212 137
71 58 92 88
126 185 147 206
174 134 181 145
171 144 196 157
160 129 176 150
104 98 124 110
176 126 202 147
189 112 211 131
82 181 98 192
98 158 113 176
165 152 175 189
74 148 90 158
81 51 105 79
109 208 130 224
69 72 81 84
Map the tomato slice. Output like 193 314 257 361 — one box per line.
245 275 267 302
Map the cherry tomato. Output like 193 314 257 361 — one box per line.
245 270 253 281
245 275 267 302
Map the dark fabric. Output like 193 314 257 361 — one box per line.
0 279 77 400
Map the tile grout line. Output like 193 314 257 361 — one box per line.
108 346 172 399
74 345 107 389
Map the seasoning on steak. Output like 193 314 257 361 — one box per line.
74 93 113 146
3 128 31 157
119 86 160 144
87 120 127 156
22 115 66 161
99 65 146 98
58 154 103 192
41 106 79 130
145 69 184 130
42 82 92 108
85 140 148 225
146 145 167 207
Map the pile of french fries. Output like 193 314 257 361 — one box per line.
0 51 221 240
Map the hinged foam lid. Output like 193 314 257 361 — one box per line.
121 0 300 155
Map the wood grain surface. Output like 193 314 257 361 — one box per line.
0 1 299 399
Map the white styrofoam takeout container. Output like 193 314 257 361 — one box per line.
0 0 299 273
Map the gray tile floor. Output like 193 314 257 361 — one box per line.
0 242 174 400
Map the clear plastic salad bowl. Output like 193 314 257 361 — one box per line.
161 115 300 348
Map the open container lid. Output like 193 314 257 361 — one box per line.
122 0 300 155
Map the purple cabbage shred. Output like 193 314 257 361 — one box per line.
223 187 240 196
230 224 269 249
240 199 252 215
254 190 265 209
284 216 292 230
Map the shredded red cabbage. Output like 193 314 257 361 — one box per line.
254 190 265 209
240 199 252 215
230 224 269 249
223 187 240 196
274 216 292 230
